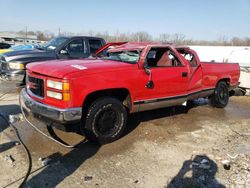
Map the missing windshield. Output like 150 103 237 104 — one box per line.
102 50 140 64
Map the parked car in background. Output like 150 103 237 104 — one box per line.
0 47 13 54
0 48 12 55
224 48 250 95
0 44 41 55
0 36 106 85
20 42 240 144
0 42 11 50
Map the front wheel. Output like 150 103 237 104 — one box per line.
209 81 229 108
82 97 127 144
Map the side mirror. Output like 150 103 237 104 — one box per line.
146 80 154 89
143 64 150 75
60 49 69 55
143 63 154 89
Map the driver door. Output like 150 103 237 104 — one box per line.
135 47 189 111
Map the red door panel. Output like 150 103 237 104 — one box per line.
188 65 203 93
135 66 189 101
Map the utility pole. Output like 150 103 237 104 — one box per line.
25 26 27 44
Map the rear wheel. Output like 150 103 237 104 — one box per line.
82 97 127 144
209 81 229 108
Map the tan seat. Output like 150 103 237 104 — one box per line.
157 52 172 67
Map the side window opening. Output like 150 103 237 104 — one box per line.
180 51 198 67
61 39 87 58
67 39 84 53
89 39 102 54
189 54 198 67
146 48 182 67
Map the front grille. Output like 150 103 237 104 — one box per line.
1 62 7 69
28 76 44 97
0 56 5 70
0 55 4 60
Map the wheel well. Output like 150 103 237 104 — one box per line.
82 88 132 114
218 78 230 86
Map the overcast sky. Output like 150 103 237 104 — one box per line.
0 0 249 40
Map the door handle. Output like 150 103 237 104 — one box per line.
182 72 188 77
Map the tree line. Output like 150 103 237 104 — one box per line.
17 30 250 46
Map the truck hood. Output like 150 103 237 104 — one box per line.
27 59 135 79
3 49 55 62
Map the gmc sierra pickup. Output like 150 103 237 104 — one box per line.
0 36 105 84
20 42 240 144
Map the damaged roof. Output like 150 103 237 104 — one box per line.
107 42 189 52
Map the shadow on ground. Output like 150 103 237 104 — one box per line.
0 141 18 153
166 155 225 188
0 104 21 133
0 105 21 153
24 141 100 188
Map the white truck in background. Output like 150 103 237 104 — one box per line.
224 48 250 95
190 46 250 95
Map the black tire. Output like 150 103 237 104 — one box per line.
209 81 229 108
82 97 127 144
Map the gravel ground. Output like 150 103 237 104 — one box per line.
0 79 250 188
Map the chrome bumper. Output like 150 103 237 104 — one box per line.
20 89 82 124
1 72 24 81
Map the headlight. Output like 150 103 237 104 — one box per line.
47 80 70 91
47 80 63 90
9 62 24 70
46 80 70 101
47 90 62 100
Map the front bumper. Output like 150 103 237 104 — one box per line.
20 89 82 125
0 69 25 81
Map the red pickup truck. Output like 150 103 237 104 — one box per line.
20 42 240 144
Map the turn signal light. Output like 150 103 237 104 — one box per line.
63 93 71 101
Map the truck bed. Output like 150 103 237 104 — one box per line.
201 62 240 88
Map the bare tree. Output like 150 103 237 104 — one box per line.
8 29 250 46
159 33 170 43
170 33 186 44
131 31 152 42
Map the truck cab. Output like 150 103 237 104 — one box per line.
0 36 105 84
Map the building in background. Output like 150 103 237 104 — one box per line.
0 32 45 45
